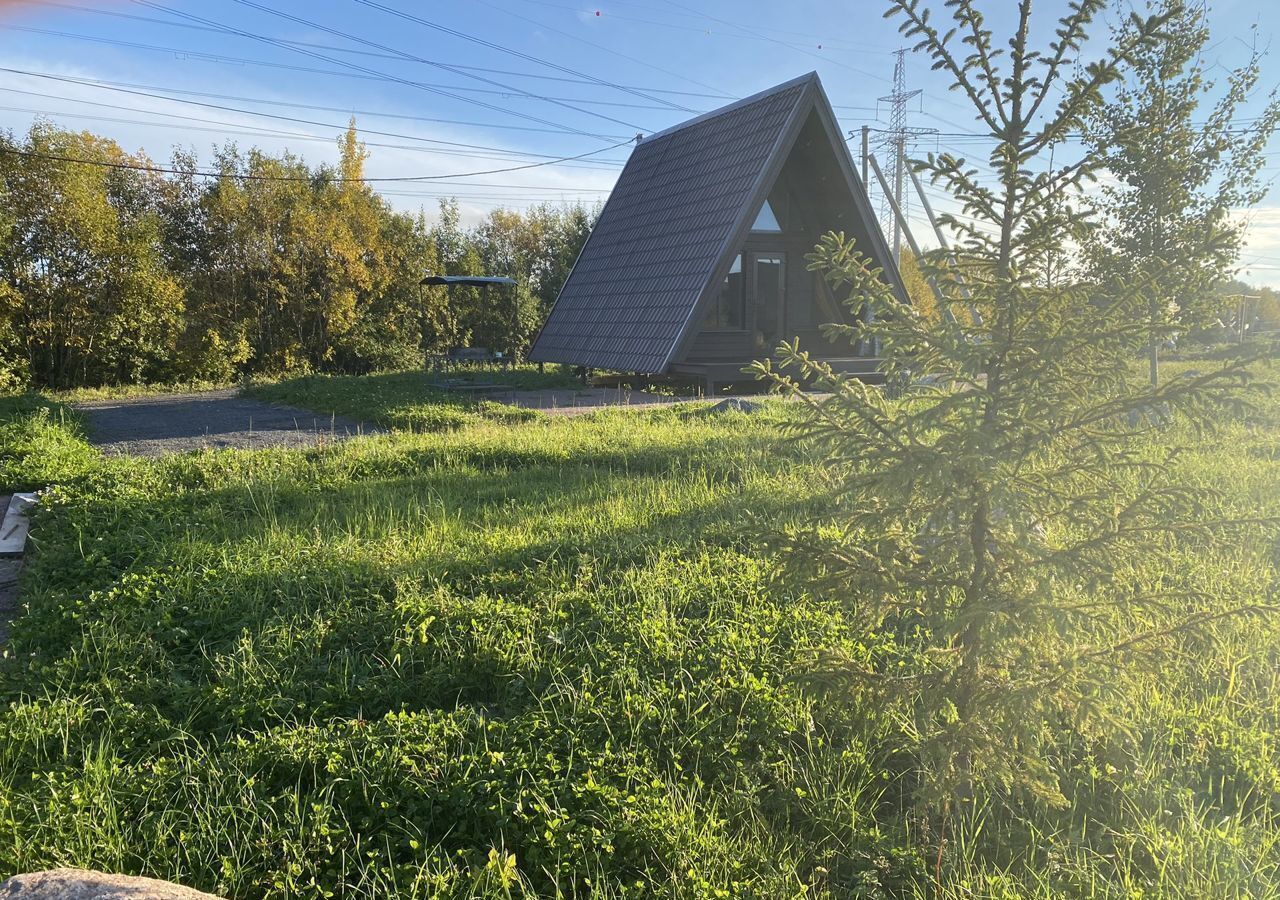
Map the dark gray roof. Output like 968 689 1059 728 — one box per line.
529 72 900 373
530 75 810 372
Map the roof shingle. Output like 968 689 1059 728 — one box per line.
530 75 811 372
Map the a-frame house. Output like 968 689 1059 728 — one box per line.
528 72 908 391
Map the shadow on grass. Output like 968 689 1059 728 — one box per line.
246 369 582 431
7 431 826 735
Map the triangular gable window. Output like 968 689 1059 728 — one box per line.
751 198 782 232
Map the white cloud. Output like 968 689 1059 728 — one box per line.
1234 205 1280 289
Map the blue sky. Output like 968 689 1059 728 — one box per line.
2 0 1280 285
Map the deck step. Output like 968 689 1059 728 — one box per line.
0 493 37 557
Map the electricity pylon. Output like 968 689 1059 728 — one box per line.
876 48 936 263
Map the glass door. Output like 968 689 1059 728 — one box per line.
750 252 786 351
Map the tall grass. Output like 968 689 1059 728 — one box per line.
0 394 99 492
0 371 1278 897
0 404 922 897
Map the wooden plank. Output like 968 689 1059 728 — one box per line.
0 492 36 557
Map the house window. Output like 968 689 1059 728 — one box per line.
789 272 820 331
751 199 783 232
706 254 745 328
754 253 785 346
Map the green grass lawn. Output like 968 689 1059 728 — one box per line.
0 365 1279 898
0 394 98 492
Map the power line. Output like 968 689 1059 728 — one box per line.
468 0 891 115
317 179 608 191
0 137 632 183
0 68 633 140
0 101 447 156
0 95 630 178
4 103 626 186
217 0 676 129
651 0 890 83
915 121 1271 142
378 189 602 200
0 69 630 168
0 26 700 115
917 107 995 134
1 25 880 124
128 0 625 141
350 0 712 109
36 0 729 101
38 0 885 118
568 0 975 120
358 0 732 103
508 0 899 53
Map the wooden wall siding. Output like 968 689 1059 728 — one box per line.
685 330 853 366
685 330 754 363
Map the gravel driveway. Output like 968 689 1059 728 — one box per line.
75 389 378 457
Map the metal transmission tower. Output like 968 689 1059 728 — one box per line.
875 49 935 262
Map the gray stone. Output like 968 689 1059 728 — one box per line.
707 398 764 414
1126 402 1172 429
0 870 221 900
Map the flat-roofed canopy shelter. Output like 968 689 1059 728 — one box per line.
421 275 519 360
528 71 908 391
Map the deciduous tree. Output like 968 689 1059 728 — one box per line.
0 121 596 387
1085 0 1280 383
0 122 183 387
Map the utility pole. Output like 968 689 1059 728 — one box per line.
861 125 870 188
875 49 936 265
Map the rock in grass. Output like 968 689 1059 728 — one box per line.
707 398 763 414
0 869 221 899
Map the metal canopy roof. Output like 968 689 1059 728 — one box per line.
528 72 905 374
421 275 517 287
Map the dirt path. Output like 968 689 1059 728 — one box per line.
75 389 379 457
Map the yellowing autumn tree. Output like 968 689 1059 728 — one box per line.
0 122 183 387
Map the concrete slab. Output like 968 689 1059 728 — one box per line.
0 492 36 557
